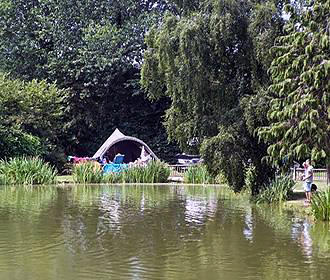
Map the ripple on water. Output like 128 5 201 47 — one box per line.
1 185 330 280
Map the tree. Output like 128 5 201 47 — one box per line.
142 0 252 150
141 0 285 191
0 0 180 162
258 0 330 175
0 73 66 163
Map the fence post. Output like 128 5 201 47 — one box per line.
293 166 296 180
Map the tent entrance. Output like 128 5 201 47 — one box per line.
104 140 142 163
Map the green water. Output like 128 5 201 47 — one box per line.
0 185 329 280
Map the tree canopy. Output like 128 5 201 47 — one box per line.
1 0 328 189
0 73 65 161
141 0 287 190
258 0 330 168
0 0 180 162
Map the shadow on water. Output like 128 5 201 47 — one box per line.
0 184 329 280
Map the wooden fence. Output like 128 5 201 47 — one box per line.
291 167 329 183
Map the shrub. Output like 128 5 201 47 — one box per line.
0 157 57 185
72 161 103 184
311 189 330 221
0 127 45 158
255 175 295 204
183 164 215 184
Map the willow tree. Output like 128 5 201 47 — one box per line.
142 0 252 149
258 0 330 176
142 0 276 191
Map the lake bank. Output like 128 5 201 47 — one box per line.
56 176 328 215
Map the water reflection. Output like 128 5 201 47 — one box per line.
291 218 313 260
243 207 254 242
0 184 329 280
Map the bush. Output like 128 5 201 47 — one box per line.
0 127 45 158
0 73 67 168
311 189 330 221
72 161 103 184
183 165 215 184
255 175 295 204
0 157 57 185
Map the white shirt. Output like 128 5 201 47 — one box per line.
305 165 313 183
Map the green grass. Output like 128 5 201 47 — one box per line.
103 160 170 184
0 157 57 185
72 160 170 184
311 188 330 221
183 165 215 184
72 161 103 184
255 175 295 204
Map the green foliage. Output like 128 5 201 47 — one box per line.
311 188 330 221
141 0 283 191
0 73 65 162
0 0 180 165
0 127 44 158
258 0 330 168
183 164 215 184
244 163 258 194
255 175 295 204
142 0 252 150
72 162 103 184
200 127 247 191
73 160 170 184
0 157 57 185
117 160 170 183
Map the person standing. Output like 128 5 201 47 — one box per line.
302 159 314 203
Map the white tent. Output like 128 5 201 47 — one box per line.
92 128 158 163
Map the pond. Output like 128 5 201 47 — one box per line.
0 184 329 280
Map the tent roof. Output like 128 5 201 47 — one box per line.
92 128 158 160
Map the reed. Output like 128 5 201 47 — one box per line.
102 172 122 184
183 165 215 184
102 160 170 184
0 157 57 185
73 160 170 184
311 188 330 221
72 161 103 184
255 175 295 204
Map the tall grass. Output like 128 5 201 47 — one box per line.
73 160 170 184
311 188 330 221
183 165 215 184
255 175 295 204
103 160 170 184
0 157 57 185
72 161 103 184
